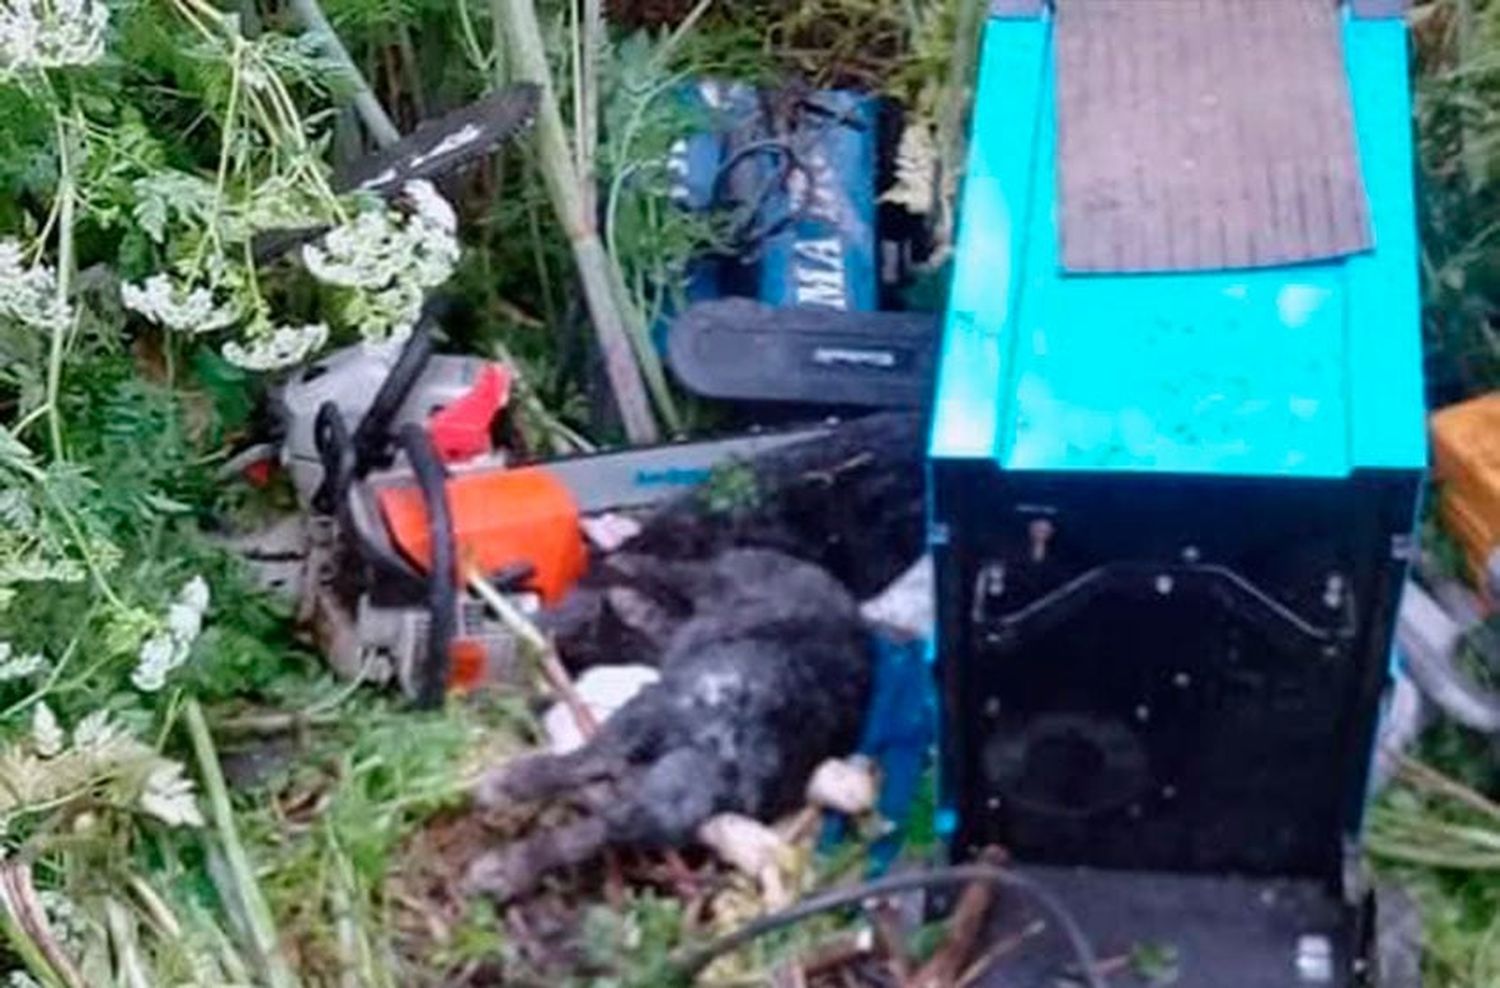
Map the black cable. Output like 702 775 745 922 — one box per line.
396 423 457 709
672 864 1105 988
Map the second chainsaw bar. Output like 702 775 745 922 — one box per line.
667 298 936 410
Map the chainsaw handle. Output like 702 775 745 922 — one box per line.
396 422 457 709
352 318 436 477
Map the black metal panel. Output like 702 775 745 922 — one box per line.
932 461 1420 881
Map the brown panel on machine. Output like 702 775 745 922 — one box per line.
1055 0 1373 274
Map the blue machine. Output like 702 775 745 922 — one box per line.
927 2 1425 983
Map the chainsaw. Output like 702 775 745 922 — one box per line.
230 315 831 706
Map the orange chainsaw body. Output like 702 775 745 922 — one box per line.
376 465 586 605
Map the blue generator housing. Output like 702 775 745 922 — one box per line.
927 2 1426 975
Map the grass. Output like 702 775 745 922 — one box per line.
1369 748 1500 987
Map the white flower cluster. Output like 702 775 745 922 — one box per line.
131 576 209 692
221 322 329 372
22 706 204 828
139 761 204 827
0 641 45 682
0 0 108 75
73 707 124 749
0 238 71 329
31 701 62 756
122 274 240 334
301 180 459 342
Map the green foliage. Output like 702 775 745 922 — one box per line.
702 458 760 514
1416 0 1500 398
1369 752 1500 987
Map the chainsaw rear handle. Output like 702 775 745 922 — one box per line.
309 315 436 513
396 423 457 709
352 318 436 476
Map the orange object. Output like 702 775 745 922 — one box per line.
448 638 489 692
377 465 586 604
1432 392 1500 587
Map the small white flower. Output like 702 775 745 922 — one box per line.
164 601 202 643
72 709 121 749
222 322 329 371
0 642 45 682
300 188 458 342
345 279 422 343
131 575 210 692
178 575 210 614
138 761 204 827
122 274 240 334
406 221 460 290
404 180 457 234
0 0 109 75
301 209 409 290
131 632 182 693
31 701 63 757
0 239 71 329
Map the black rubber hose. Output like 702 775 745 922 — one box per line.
396 423 457 709
672 864 1105 988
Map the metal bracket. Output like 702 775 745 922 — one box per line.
972 560 1349 658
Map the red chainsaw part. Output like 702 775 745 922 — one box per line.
243 458 276 488
376 465 585 605
448 638 488 692
427 363 512 463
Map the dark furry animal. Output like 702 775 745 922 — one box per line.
465 549 872 901
543 412 925 671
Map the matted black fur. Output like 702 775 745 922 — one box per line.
466 549 872 902
542 412 925 671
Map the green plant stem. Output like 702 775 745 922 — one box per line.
655 0 715 68
577 0 600 220
932 0 986 255
46 106 77 464
489 0 659 443
597 71 694 432
455 0 492 74
3 448 121 606
0 638 78 722
185 700 301 988
604 252 681 431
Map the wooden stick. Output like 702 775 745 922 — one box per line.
465 566 597 735
955 920 1045 988
911 847 1008 988
868 900 913 983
